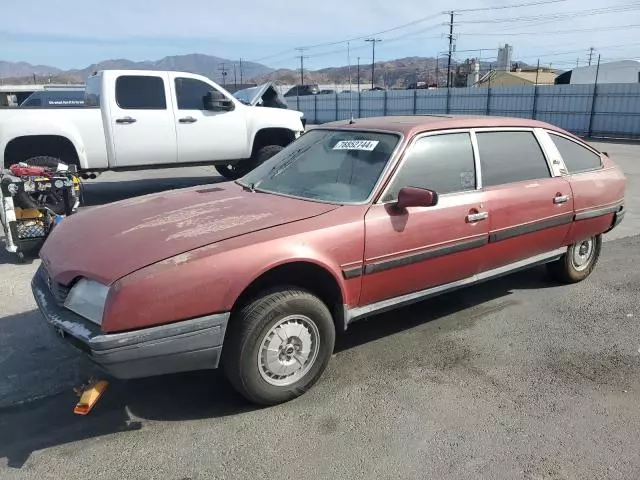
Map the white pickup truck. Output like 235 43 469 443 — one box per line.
0 70 305 179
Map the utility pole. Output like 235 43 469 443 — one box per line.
588 47 595 66
446 11 455 88
365 38 382 89
218 63 229 86
357 57 361 92
296 47 309 85
347 42 352 91
239 58 244 85
535 59 540 85
233 63 237 88
576 58 580 68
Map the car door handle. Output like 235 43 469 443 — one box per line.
179 116 198 123
554 194 570 204
466 211 489 222
115 117 136 124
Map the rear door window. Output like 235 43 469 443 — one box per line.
548 133 602 173
115 75 167 110
475 131 551 187
382 132 476 201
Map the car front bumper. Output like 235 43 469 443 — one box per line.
31 266 230 380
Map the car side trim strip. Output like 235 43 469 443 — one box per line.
363 236 488 275
342 266 364 279
346 247 567 324
489 213 574 243
574 203 623 221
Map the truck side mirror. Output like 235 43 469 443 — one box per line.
204 91 235 111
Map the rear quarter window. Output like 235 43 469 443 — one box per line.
549 133 602 173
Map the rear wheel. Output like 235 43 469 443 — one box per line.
222 287 335 405
547 235 602 284
214 144 284 180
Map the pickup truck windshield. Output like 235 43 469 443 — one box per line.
239 129 400 203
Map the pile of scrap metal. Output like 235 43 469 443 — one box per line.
0 159 81 260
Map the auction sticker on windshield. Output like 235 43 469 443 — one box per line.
333 140 379 151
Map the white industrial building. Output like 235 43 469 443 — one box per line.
555 60 640 84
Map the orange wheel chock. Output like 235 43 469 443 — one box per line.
73 380 109 415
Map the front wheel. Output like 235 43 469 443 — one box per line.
222 287 335 405
547 235 602 284
214 144 284 181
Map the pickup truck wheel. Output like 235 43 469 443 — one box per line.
23 156 63 170
547 235 602 284
214 145 284 181
223 287 335 405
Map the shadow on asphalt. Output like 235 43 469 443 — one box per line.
80 175 226 207
0 265 561 469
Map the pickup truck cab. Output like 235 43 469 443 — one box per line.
0 70 305 179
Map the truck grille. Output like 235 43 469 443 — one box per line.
39 266 71 306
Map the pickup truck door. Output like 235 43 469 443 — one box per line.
169 75 248 164
108 73 178 166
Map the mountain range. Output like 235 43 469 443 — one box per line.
0 54 530 88
0 54 273 86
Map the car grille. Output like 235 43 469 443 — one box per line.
39 266 71 306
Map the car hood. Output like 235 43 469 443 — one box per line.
233 82 277 106
40 183 339 285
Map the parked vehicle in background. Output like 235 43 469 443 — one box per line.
31 115 625 406
283 84 319 97
319 89 336 95
0 70 305 180
19 90 86 108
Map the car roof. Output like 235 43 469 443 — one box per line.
318 114 572 138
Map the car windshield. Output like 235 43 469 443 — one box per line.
239 129 400 204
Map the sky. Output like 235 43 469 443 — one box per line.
2 0 640 72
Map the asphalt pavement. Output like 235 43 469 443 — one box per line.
1 142 639 479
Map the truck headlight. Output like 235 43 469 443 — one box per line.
64 278 109 325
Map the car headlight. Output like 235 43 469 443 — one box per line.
64 278 109 325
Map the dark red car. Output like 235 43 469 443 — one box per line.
32 115 626 405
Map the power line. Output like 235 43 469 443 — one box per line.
300 23 443 60
455 0 567 12
460 23 640 36
455 4 640 24
300 13 443 50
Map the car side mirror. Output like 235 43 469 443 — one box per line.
204 91 234 111
395 186 438 210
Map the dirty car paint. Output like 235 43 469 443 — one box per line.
40 183 340 285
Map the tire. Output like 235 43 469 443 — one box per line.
214 144 284 181
222 287 336 405
23 156 63 170
546 235 602 284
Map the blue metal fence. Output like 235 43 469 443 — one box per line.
287 83 640 139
